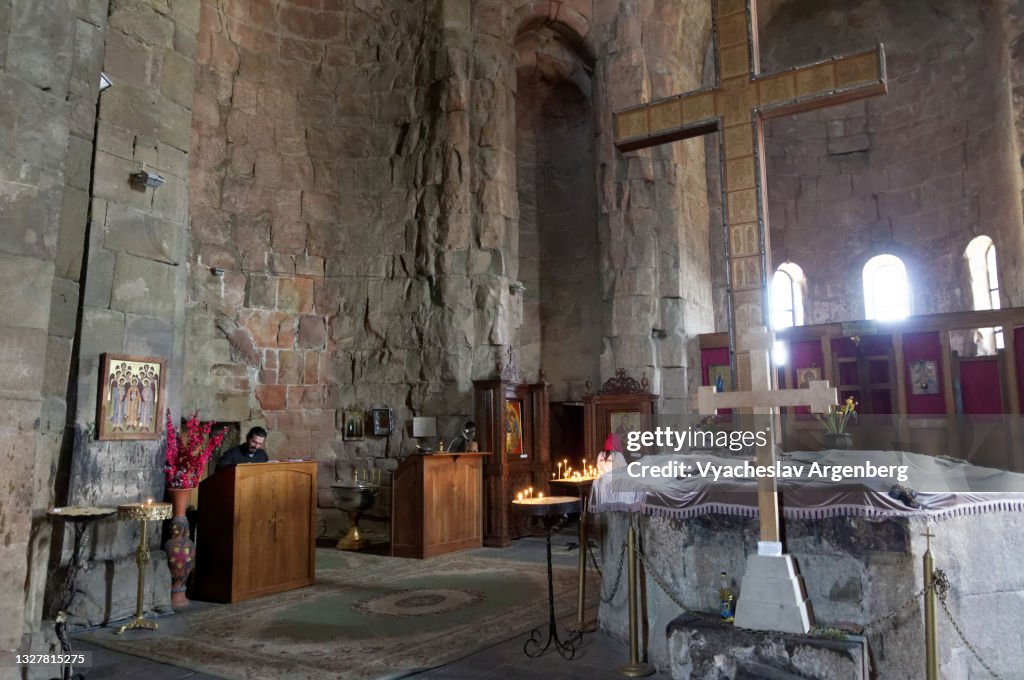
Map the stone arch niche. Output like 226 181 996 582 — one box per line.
513 27 600 402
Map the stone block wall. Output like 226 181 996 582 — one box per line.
514 20 602 402
590 0 715 412
49 0 199 629
710 0 1024 329
186 0 449 502
184 0 717 512
0 0 110 655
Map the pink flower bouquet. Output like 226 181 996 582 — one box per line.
165 410 226 489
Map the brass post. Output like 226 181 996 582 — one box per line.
923 529 938 680
134 519 148 619
570 492 596 633
617 521 654 677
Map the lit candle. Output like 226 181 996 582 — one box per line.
145 498 152 505
552 472 556 479
557 462 562 478
538 492 543 500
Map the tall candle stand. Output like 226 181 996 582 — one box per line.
115 501 172 634
513 495 582 660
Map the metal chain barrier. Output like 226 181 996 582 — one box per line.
933 570 1004 680
630 520 705 617
860 584 932 632
592 536 627 604
635 546 703 616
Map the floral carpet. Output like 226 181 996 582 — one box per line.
82 549 583 680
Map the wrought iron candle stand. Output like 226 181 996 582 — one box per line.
513 496 583 660
47 506 117 680
114 501 172 634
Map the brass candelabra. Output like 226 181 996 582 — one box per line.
115 501 172 634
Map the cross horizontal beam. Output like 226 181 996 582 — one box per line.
614 46 886 153
697 380 837 415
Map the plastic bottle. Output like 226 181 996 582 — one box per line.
719 571 736 622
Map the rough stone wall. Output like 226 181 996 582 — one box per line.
591 0 715 411
709 0 1024 327
514 27 601 402
0 0 109 654
53 0 199 628
183 0 717 523
1002 0 1024 303
187 0 474 508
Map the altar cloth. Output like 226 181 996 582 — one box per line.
588 449 1024 521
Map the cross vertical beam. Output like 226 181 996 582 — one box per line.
613 0 886 381
613 0 886 532
614 0 885 635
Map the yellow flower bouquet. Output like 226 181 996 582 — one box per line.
815 396 858 435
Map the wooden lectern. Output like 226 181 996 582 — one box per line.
390 452 487 558
195 461 316 603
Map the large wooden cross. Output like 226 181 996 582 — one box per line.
614 0 887 547
615 0 886 387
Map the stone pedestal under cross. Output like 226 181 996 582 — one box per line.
698 327 837 633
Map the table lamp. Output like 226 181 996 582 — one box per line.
412 417 438 452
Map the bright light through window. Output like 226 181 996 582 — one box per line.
773 340 789 367
965 236 1003 351
863 254 910 321
770 263 805 330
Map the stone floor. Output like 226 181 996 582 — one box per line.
71 525 671 680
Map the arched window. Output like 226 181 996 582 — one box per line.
770 262 805 330
863 254 910 321
965 236 1003 350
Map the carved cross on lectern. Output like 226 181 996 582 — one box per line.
614 0 887 390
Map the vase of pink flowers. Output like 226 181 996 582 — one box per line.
163 410 225 608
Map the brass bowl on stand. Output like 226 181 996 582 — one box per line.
114 501 172 634
331 483 379 550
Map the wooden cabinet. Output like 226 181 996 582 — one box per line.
474 360 550 547
390 452 487 558
583 370 658 463
195 461 316 603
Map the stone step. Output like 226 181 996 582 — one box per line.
666 615 868 680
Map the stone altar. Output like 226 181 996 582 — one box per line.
592 454 1024 679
